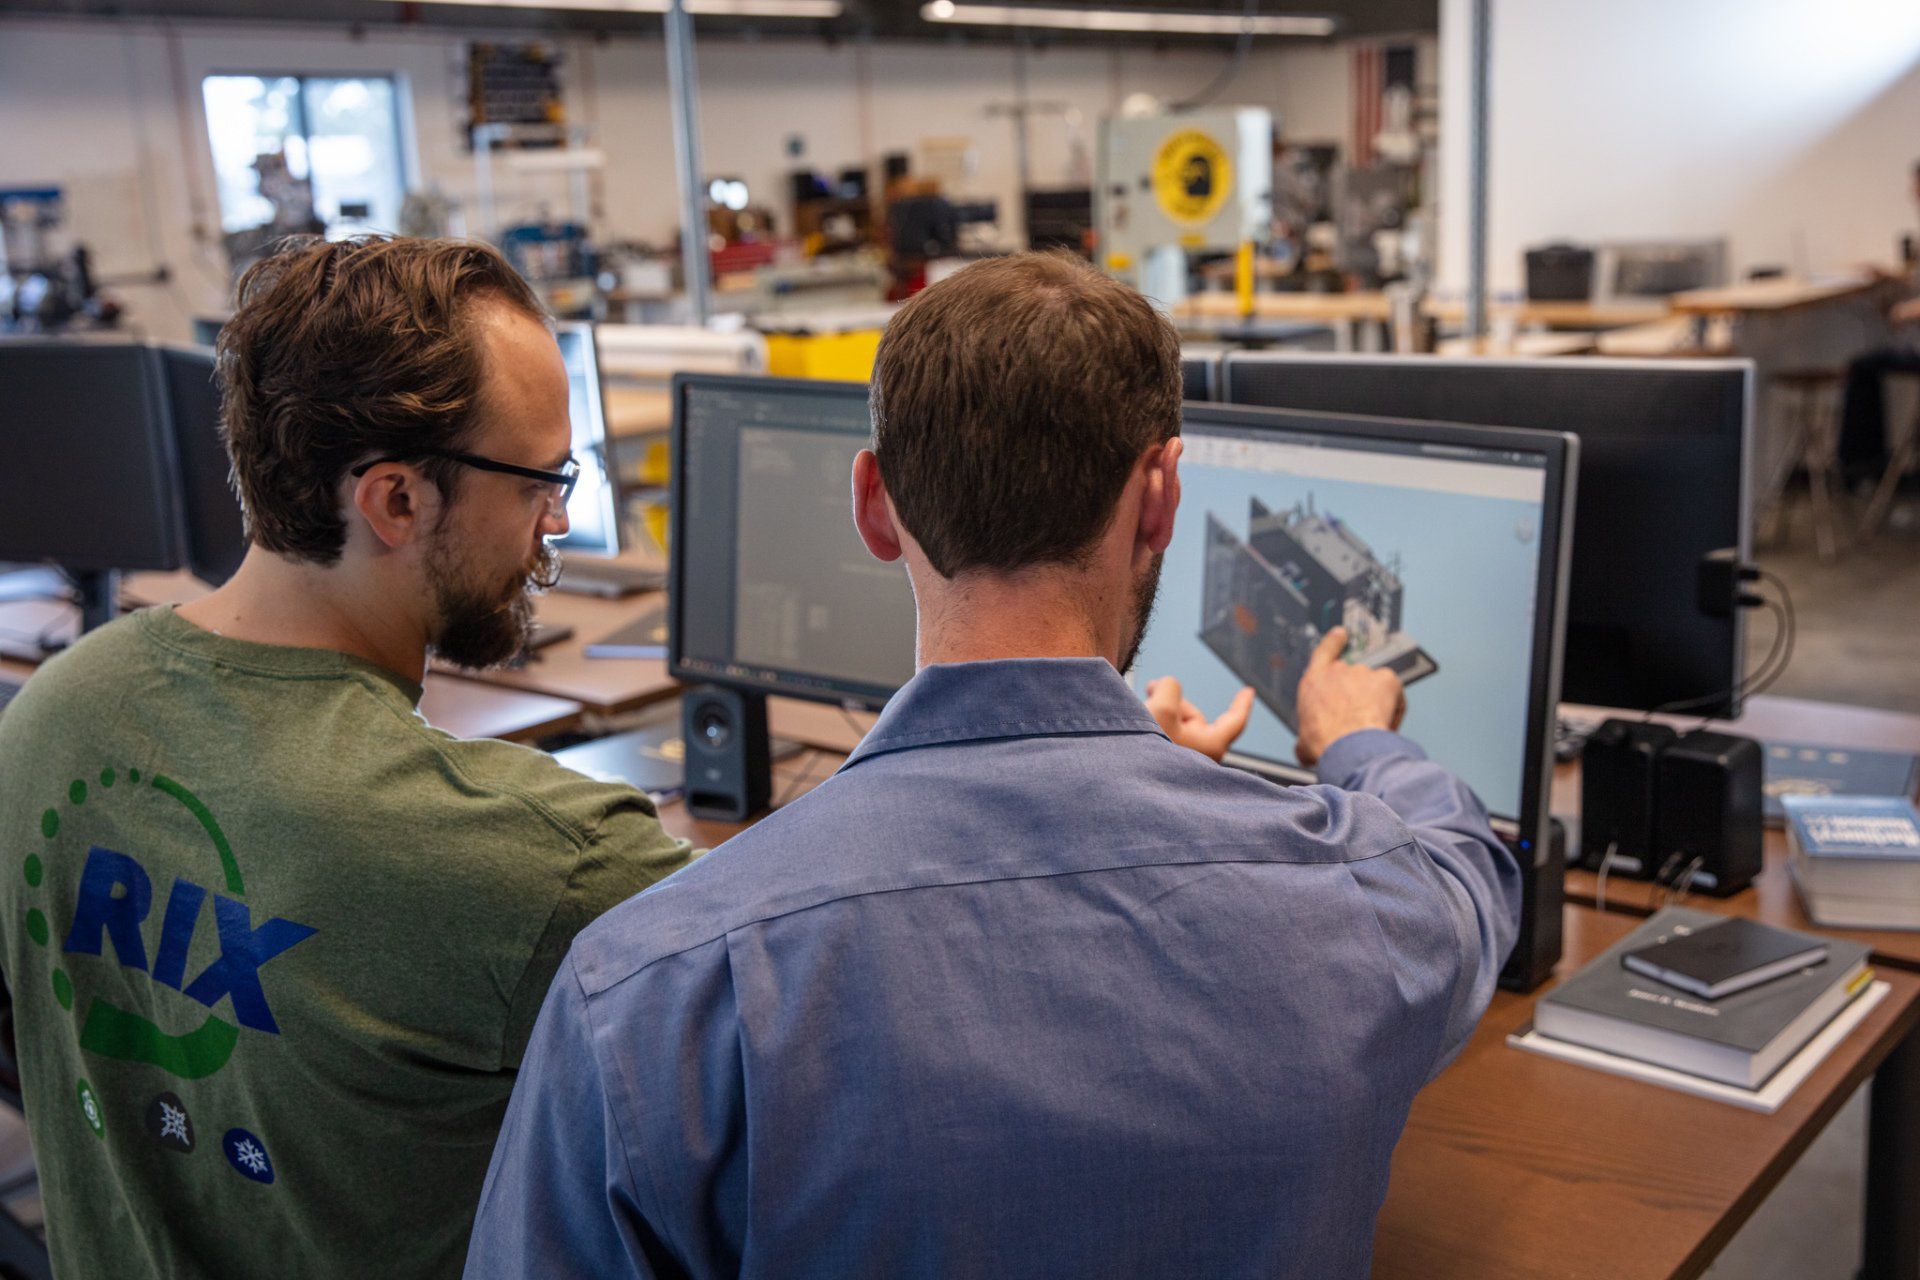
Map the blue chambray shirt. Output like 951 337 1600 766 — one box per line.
465 657 1521 1280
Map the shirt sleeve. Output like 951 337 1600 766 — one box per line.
1315 727 1522 1075
466 956 660 1280
502 802 697 1066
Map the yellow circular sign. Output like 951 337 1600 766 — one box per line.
1152 128 1233 226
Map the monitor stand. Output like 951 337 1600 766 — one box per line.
73 569 120 635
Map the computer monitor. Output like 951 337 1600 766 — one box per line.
156 343 248 587
1222 354 1752 717
1181 352 1217 402
0 338 186 628
1131 402 1576 848
553 322 622 556
670 374 916 709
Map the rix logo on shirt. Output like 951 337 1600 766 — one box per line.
31 770 318 1081
63 846 316 1036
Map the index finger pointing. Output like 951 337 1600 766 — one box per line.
1308 626 1350 671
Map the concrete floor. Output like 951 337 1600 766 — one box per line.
1748 488 1920 714
1701 487 1917 1279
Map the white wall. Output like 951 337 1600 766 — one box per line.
0 15 1413 342
1437 0 1920 297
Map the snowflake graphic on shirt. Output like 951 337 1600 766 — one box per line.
234 1138 268 1175
158 1103 189 1144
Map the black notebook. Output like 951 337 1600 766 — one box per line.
1622 917 1829 999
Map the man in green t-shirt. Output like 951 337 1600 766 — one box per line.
0 236 694 1277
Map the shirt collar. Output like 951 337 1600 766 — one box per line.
841 657 1167 769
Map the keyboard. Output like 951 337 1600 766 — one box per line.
553 559 666 599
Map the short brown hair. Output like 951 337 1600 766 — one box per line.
870 252 1181 578
216 235 548 565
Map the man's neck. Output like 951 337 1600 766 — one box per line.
912 565 1123 671
174 548 432 684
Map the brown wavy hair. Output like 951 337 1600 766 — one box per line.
216 235 548 566
870 251 1182 578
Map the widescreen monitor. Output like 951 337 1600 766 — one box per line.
0 339 186 585
670 374 916 710
1222 353 1751 717
553 322 622 556
156 343 248 586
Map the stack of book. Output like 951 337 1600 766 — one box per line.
1511 907 1881 1110
1784 795 1920 931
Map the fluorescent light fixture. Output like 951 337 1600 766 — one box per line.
404 0 842 16
921 1 1336 37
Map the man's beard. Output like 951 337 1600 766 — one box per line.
426 533 561 670
1117 552 1164 677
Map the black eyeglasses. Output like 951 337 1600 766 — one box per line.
351 448 580 513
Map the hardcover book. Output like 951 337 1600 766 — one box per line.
1535 907 1870 1089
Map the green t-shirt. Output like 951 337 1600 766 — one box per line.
0 607 694 1278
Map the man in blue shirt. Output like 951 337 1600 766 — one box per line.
465 253 1522 1280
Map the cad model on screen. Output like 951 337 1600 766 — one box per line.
1198 495 1439 733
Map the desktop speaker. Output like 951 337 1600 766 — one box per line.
1652 730 1763 897
682 685 772 822
1578 718 1678 876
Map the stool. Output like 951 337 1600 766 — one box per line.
1861 373 1920 537
1762 368 1849 560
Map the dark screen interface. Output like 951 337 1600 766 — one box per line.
676 383 917 703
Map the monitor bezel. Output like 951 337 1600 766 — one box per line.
151 341 250 587
1177 402 1576 859
667 371 898 711
552 320 623 559
1219 350 1752 719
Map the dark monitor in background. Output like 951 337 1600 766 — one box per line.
0 339 186 630
1222 354 1752 717
670 373 916 711
156 344 248 586
1181 351 1218 401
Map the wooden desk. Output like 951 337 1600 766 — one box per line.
447 587 680 716
1175 290 1394 323
1425 298 1672 330
1 574 588 745
646 724 1920 1280
1670 276 1879 317
1377 906 1920 1280
1562 697 1920 972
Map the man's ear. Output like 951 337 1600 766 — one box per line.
1139 437 1183 556
350 464 432 552
851 449 905 563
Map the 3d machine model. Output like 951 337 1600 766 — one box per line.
1200 496 1438 732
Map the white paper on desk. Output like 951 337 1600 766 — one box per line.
1507 980 1890 1114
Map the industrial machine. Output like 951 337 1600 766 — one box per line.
1094 108 1273 308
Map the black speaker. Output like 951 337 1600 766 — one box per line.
1652 729 1764 896
682 685 772 822
1499 817 1566 992
1579 719 1678 875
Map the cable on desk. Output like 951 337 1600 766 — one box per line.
1642 570 1797 724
